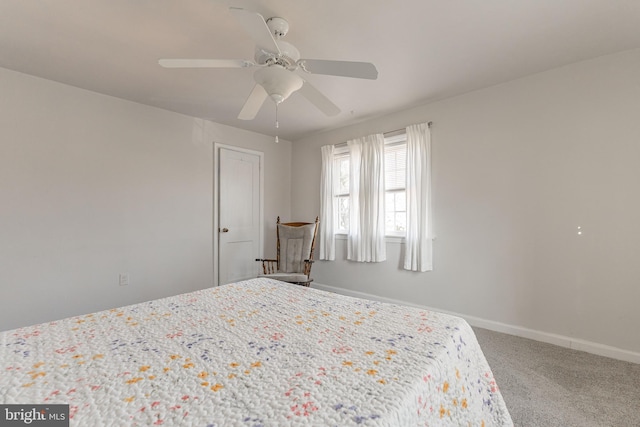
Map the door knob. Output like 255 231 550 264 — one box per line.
220 228 229 233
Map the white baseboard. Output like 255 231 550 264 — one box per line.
312 282 640 365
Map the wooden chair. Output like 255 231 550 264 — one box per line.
256 216 319 287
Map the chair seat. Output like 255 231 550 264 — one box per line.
258 272 311 284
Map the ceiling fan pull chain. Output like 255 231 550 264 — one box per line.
275 103 279 143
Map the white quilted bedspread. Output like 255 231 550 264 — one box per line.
1 278 512 426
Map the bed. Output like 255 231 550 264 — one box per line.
1 278 512 426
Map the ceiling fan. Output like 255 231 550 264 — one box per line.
159 7 378 122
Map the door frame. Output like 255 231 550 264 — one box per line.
213 143 264 286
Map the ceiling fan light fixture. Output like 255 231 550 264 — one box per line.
253 65 303 104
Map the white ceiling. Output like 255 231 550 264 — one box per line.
2 0 640 141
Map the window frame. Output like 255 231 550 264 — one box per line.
333 148 350 235
332 132 408 241
383 133 408 238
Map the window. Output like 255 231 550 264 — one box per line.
319 122 431 269
332 132 407 237
384 134 407 236
334 152 350 234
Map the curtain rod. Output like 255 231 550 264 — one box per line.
333 122 433 148
332 122 432 148
383 121 432 136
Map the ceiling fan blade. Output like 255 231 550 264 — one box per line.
238 84 268 120
229 7 281 55
298 59 378 80
299 80 341 117
158 59 254 68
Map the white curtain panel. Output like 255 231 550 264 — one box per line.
347 134 386 262
404 122 433 272
319 144 335 260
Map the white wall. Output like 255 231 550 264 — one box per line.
292 49 640 357
0 67 291 330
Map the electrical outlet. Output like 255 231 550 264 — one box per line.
119 273 129 286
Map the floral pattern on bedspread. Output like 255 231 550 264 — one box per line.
1 278 512 426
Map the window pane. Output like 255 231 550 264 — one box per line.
337 195 349 232
396 191 406 211
385 211 394 232
385 144 406 191
338 158 349 194
385 192 394 212
385 190 407 234
395 212 406 232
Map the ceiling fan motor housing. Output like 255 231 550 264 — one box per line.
254 39 300 68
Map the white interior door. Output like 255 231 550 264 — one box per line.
218 147 261 285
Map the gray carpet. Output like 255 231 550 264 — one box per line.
473 327 640 427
